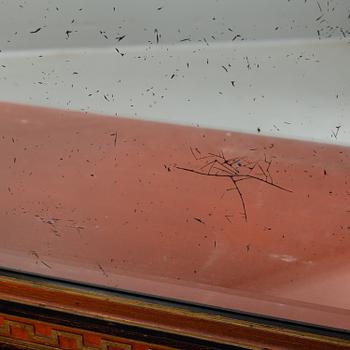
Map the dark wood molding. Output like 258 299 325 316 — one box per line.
0 273 349 350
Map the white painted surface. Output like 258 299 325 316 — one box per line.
0 0 350 144
1 0 349 49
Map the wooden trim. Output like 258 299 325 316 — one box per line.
0 312 175 350
0 300 238 350
0 274 349 350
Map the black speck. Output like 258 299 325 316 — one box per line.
257 127 261 133
116 35 126 42
331 125 341 139
194 217 205 224
154 28 159 44
164 164 171 172
115 48 125 56
245 56 251 70
30 28 42 34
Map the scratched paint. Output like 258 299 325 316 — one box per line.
0 0 350 331
1 0 349 50
0 103 349 329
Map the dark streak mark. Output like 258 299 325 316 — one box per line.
154 28 159 44
315 0 323 13
116 35 126 42
194 217 205 224
231 178 248 221
224 215 233 223
115 48 125 56
244 56 251 70
31 251 51 269
331 125 341 139
30 28 42 34
98 263 108 277
110 131 118 147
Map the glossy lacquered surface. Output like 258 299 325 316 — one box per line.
0 103 349 330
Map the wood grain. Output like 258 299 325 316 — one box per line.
0 275 349 349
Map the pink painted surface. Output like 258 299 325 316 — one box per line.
0 102 349 329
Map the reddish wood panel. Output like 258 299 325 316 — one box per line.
1 102 350 330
